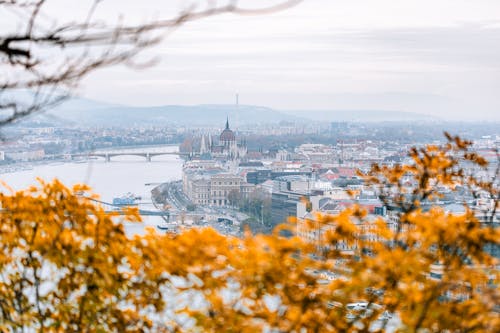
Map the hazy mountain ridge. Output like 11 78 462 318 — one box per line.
29 97 441 127
284 109 440 122
48 103 303 126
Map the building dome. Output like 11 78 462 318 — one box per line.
220 118 236 142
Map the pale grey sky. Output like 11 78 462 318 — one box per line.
4 0 500 120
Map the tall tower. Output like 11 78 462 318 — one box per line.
200 135 207 154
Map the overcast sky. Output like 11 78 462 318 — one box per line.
5 0 500 120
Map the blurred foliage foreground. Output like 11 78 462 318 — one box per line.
0 135 498 332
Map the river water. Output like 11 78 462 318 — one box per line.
0 145 184 236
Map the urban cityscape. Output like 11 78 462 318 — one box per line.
1 113 498 242
0 0 499 331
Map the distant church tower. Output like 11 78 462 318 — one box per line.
200 134 208 154
220 116 236 149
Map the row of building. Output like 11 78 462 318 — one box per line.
181 119 499 246
183 165 255 206
0 148 45 162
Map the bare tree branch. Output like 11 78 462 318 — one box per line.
0 0 303 126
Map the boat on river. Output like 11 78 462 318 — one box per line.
156 221 179 233
112 192 141 206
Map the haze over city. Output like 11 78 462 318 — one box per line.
0 1 499 332
23 0 500 121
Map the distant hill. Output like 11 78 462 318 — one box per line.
282 109 440 122
18 96 439 127
0 92 480 127
47 103 304 126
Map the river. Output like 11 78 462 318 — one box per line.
0 145 184 236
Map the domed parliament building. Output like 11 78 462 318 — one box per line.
199 118 247 160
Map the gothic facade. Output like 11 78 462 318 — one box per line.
199 118 246 160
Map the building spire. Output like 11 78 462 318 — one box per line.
200 135 207 154
225 116 229 130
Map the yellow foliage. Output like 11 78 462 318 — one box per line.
0 135 498 332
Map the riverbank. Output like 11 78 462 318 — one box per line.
152 180 253 237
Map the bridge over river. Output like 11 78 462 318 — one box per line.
72 151 190 162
